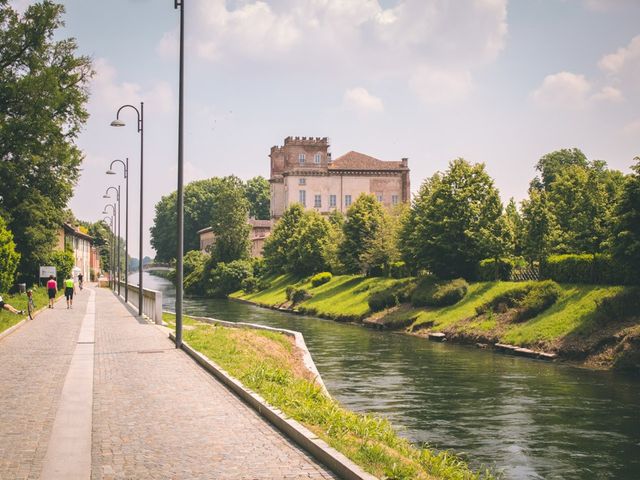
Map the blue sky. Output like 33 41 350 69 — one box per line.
11 0 640 257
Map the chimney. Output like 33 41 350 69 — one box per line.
401 157 408 167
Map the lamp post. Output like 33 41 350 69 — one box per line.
174 0 185 348
103 204 117 291
107 159 129 301
103 187 121 296
111 104 144 316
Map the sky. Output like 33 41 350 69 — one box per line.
11 0 640 258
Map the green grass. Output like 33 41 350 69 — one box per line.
0 287 62 334
412 282 522 330
164 312 493 480
232 274 404 321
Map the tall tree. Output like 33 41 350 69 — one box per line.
286 210 333 275
520 189 554 264
339 194 385 274
405 159 503 279
209 176 250 263
532 148 589 191
244 176 270 220
0 1 92 279
262 204 304 273
612 158 640 284
0 215 20 292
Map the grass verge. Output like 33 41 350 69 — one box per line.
0 287 62 334
163 312 494 480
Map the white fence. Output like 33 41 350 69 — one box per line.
117 281 163 325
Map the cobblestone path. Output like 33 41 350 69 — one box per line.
0 286 337 479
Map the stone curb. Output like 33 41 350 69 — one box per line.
169 332 379 480
0 295 64 341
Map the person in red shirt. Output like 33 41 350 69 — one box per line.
47 275 57 308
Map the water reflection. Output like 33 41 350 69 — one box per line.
140 273 640 480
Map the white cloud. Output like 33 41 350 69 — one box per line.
599 35 640 75
343 87 384 112
623 119 640 136
89 58 173 115
409 67 473 104
531 71 624 109
591 86 623 103
158 0 508 105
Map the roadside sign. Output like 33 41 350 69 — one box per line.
39 266 57 278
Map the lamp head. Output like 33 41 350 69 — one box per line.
102 211 108 214
102 194 110 199
110 119 126 127
106 169 116 175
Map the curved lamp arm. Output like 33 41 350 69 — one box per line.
103 186 120 201
107 158 128 178
111 104 142 132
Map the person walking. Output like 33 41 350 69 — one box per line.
64 275 76 309
47 275 57 308
78 272 84 290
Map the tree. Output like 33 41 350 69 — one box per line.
339 194 385 274
209 176 250 264
150 176 250 262
244 176 270 220
520 189 554 264
612 158 640 284
405 159 503 279
0 1 93 279
286 211 333 275
0 215 20 292
532 148 589 191
262 204 304 273
504 198 523 257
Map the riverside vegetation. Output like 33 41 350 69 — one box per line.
162 312 494 480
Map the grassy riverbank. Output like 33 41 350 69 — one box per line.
231 275 640 372
0 287 62 334
163 312 493 480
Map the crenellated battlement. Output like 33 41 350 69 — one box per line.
283 136 329 146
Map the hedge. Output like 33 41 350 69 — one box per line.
540 254 629 285
368 281 415 312
411 278 468 307
310 272 332 287
477 258 516 281
476 280 562 322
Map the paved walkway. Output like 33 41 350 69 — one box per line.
0 286 337 479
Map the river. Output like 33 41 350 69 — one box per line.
140 272 639 479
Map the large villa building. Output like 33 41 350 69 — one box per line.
269 136 411 218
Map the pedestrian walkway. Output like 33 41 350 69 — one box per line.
0 286 337 479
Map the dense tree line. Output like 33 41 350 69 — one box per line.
0 1 92 286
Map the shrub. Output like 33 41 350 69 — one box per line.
290 287 311 304
48 250 74 286
310 272 332 287
541 254 627 285
285 285 295 301
241 276 259 293
411 278 468 307
0 217 20 292
368 290 399 312
388 261 409 279
476 280 562 321
206 259 253 298
477 257 515 281
595 287 640 323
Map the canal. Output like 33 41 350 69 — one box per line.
142 273 639 479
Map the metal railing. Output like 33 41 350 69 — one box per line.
117 281 163 325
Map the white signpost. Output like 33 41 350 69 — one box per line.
39 266 57 279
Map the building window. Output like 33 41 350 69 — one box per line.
377 194 383 203
314 153 321 164
299 190 306 206
345 195 352 207
392 194 399 205
298 153 305 164
314 194 321 208
299 178 306 185
329 195 336 208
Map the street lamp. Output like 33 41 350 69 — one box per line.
111 103 144 316
103 204 117 291
174 0 185 348
104 187 121 297
107 159 129 301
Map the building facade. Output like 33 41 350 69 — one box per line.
57 224 101 280
198 218 272 258
269 136 410 218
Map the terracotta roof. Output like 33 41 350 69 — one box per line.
62 223 94 242
329 151 406 171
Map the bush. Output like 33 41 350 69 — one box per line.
476 280 562 321
388 261 409 279
48 250 74 286
477 258 516 281
241 276 259 293
369 280 416 312
411 278 468 307
311 272 332 287
290 287 311 304
0 217 20 292
541 254 628 285
285 285 295 301
595 287 640 322
206 259 253 298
